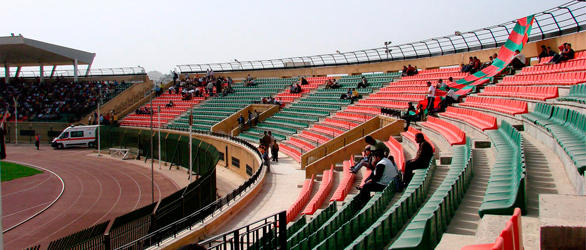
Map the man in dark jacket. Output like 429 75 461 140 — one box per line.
403 133 434 185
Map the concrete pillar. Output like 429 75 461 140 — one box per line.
85 63 92 77
73 59 78 82
4 65 10 84
15 66 21 78
39 65 44 83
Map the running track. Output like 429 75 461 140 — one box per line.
2 145 180 249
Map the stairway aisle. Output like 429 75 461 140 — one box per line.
446 148 493 235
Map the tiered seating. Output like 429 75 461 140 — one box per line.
498 71 586 86
309 124 345 137
286 174 315 223
330 159 356 202
121 92 203 128
169 78 295 131
384 136 406 173
355 99 410 110
442 107 498 131
459 96 528 115
287 203 337 246
462 208 523 250
316 158 436 249
421 116 466 145
302 166 334 215
274 76 332 105
478 86 559 101
558 83 586 104
537 50 586 64
480 121 527 216
520 59 586 75
390 140 472 249
401 126 436 153
523 104 586 175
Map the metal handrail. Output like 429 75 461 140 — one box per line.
115 130 266 249
177 1 586 73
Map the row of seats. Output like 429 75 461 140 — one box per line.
302 166 334 215
442 107 498 131
558 83 586 104
378 86 429 94
384 136 406 173
421 116 467 145
463 208 523 250
121 92 202 128
286 175 315 223
390 140 472 249
537 50 586 64
418 67 462 75
481 121 527 216
330 159 356 202
478 86 559 101
519 59 586 75
313 179 399 249
499 71 586 86
459 96 528 115
344 158 436 249
287 203 337 246
522 104 586 175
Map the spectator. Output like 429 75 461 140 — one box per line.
247 110 253 126
406 65 416 76
402 102 419 131
549 43 574 64
300 77 308 85
289 84 299 94
461 57 474 73
357 150 399 207
481 56 494 70
237 114 245 128
401 66 409 76
350 88 360 103
271 140 279 162
245 74 255 87
403 133 434 185
206 81 214 96
35 133 40 150
295 83 302 93
261 131 272 148
350 145 373 174
340 88 353 100
173 71 178 85
166 100 174 108
365 135 390 158
426 81 436 112
538 45 550 60
438 79 447 89
168 86 175 95
328 79 340 89
510 50 526 70
357 76 369 89
253 110 260 125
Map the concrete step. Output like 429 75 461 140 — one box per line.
428 163 450 197
446 148 493 236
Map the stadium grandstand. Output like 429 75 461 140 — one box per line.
1 1 586 250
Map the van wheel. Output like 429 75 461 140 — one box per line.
57 144 64 149
88 142 95 148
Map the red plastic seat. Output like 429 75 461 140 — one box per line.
330 159 356 202
280 143 301 162
421 117 466 145
303 165 334 215
462 208 523 250
310 124 345 137
442 107 497 131
459 96 528 115
384 136 405 173
286 174 315 223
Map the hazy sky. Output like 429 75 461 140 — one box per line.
3 0 566 73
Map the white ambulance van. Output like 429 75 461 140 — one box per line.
51 125 99 149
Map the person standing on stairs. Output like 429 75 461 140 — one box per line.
357 150 399 207
426 81 436 113
403 133 434 186
271 140 279 162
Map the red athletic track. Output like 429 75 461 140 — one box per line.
2 145 180 250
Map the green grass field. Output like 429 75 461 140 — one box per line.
1 161 43 182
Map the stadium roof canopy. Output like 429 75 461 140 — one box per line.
0 35 95 67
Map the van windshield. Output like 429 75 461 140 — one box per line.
59 132 69 139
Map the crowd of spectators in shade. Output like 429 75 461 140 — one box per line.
0 77 127 122
170 70 234 100
547 43 575 64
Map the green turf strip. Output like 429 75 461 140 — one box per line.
1 161 43 182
